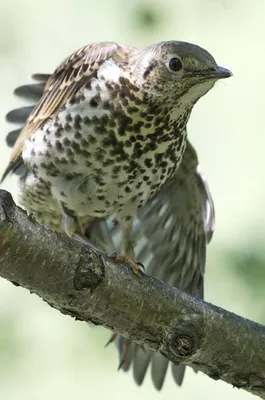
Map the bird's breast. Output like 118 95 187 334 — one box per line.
22 74 187 218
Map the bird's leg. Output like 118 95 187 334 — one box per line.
109 217 144 275
61 203 99 251
62 206 78 238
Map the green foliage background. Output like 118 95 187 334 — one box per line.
0 0 263 399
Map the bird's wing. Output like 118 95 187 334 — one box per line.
128 140 214 389
3 74 50 177
134 140 214 388
2 42 130 180
135 139 214 295
89 140 215 389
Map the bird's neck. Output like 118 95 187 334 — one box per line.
142 95 192 135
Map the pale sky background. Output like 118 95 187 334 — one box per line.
0 0 264 399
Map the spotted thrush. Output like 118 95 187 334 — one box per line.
2 40 231 389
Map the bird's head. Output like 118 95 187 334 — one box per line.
132 41 232 111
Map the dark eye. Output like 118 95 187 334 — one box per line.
169 58 182 72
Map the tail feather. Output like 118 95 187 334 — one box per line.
171 364 186 386
6 129 22 147
14 83 46 101
3 74 49 180
31 73 50 82
133 346 152 386
151 354 169 390
6 106 35 124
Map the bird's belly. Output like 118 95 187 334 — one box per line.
28 148 181 220
47 160 177 218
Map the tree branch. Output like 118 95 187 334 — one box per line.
0 189 265 398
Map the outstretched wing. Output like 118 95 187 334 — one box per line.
2 42 130 180
127 141 214 389
135 140 214 296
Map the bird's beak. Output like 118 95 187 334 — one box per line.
194 66 233 80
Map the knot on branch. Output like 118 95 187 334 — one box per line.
73 249 105 291
0 190 16 225
175 334 193 357
167 321 202 360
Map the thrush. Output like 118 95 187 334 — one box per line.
2 40 231 389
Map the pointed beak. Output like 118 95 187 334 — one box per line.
195 66 233 80
211 66 233 79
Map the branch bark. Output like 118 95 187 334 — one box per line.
0 189 265 398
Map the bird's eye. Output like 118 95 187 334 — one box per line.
169 58 182 72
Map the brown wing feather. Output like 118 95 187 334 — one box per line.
3 42 130 179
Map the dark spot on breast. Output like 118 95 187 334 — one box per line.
74 131 82 140
119 77 130 86
71 141 81 153
112 165 121 174
81 150 91 158
90 97 98 108
102 158 115 167
81 138 88 147
102 101 110 110
63 137 71 147
84 117 91 125
55 140 63 152
100 114 109 124
64 122 71 132
55 128 63 138
66 148 74 157
65 114 72 122
89 136 97 144
65 173 75 181
127 106 138 114
144 158 153 168
122 97 129 107
130 136 136 143
136 134 144 141
94 125 107 135
101 137 112 147
95 152 105 162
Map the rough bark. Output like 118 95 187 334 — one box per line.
0 189 265 398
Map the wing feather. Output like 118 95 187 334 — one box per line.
2 42 130 180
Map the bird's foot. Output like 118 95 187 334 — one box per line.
108 251 144 275
105 332 129 370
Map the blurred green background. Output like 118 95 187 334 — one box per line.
0 0 264 398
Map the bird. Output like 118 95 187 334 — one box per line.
2 40 230 389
